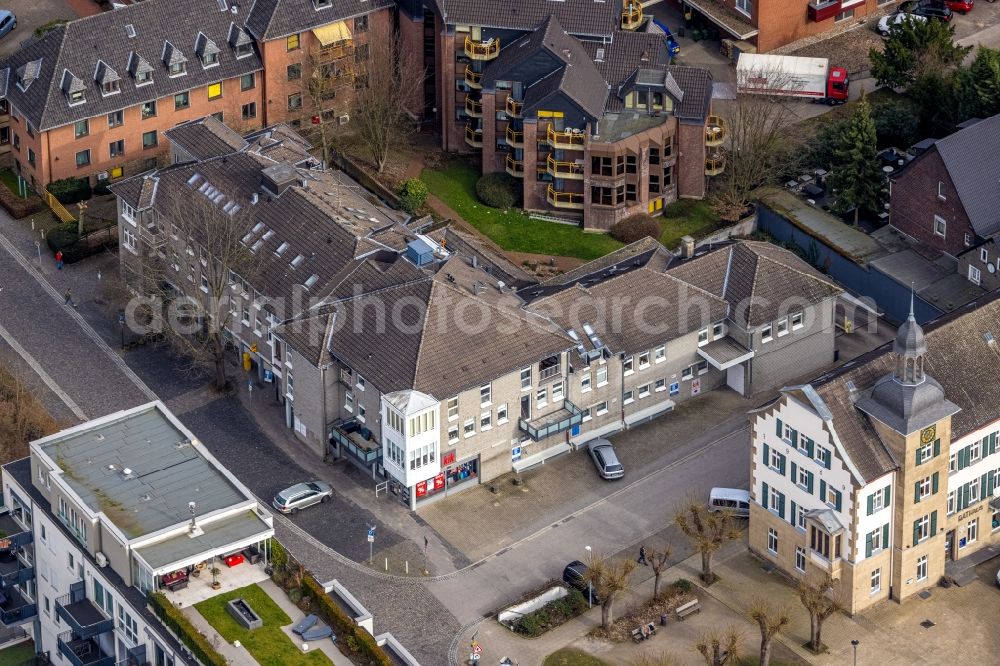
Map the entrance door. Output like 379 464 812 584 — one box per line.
945 530 954 561
520 394 530 420
727 363 745 395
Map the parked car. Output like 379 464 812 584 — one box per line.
877 11 928 35
899 0 953 20
562 560 598 604
942 0 974 13
709 488 751 517
0 11 16 39
272 481 333 514
587 438 624 480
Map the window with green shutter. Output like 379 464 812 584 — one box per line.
930 510 937 536
762 482 769 509
932 472 939 494
762 443 769 467
884 484 891 507
777 492 786 520
833 489 842 512
882 523 889 550
933 439 941 457
819 479 827 504
912 519 920 547
865 532 873 558
776 418 782 438
916 447 924 465
867 494 875 516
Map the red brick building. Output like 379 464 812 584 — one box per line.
889 115 1000 261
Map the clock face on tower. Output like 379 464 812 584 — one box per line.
921 425 937 444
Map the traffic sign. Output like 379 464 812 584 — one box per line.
472 644 482 655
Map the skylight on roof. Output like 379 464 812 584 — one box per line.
251 239 264 252
262 230 275 241
251 222 265 235
290 254 305 269
304 275 319 289
275 242 289 256
125 24 136 39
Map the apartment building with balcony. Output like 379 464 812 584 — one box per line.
1 401 274 665
749 291 1000 614
0 0 265 189
675 0 898 54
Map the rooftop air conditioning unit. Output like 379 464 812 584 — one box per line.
337 114 350 126
95 552 109 567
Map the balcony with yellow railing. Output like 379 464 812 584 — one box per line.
705 154 726 176
622 2 643 30
547 124 586 150
505 155 524 178
319 40 355 60
546 155 585 180
505 125 524 148
464 66 482 89
465 36 500 61
465 97 483 118
505 97 523 118
705 115 726 147
547 185 585 210
465 125 483 148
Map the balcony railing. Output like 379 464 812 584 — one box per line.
0 586 36 627
56 584 114 640
505 125 524 148
505 155 524 178
0 513 32 553
547 124 586 149
546 155 585 180
808 0 841 21
464 125 483 148
464 36 500 61
546 185 585 210
464 97 483 118
539 362 562 382
622 2 644 30
705 115 726 147
705 154 726 177
58 631 115 666
329 418 382 466
505 97 523 118
319 41 355 60
0 562 34 588
519 399 584 441
464 66 482 89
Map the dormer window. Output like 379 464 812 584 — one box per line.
16 59 43 93
103 80 119 95
314 0 333 8
136 69 152 84
129 52 154 85
162 41 188 77
196 32 221 68
236 42 253 58
228 23 254 58
69 90 85 104
95 61 121 96
169 61 186 76
61 69 86 106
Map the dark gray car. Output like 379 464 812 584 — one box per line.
273 481 333 514
587 438 624 480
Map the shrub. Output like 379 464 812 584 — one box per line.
34 18 69 38
288 587 303 604
673 578 693 594
874 100 920 150
48 177 91 204
397 177 429 214
270 538 289 571
45 223 80 253
609 214 662 244
94 178 112 196
475 172 519 209
149 593 227 666
516 612 548 636
0 185 44 219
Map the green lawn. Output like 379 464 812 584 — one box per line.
194 584 332 666
543 648 611 666
0 168 30 199
421 161 623 261
0 642 36 666
659 198 722 250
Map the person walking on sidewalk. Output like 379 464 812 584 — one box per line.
55 250 64 270
638 545 649 565
64 288 76 307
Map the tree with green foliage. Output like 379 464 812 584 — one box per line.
397 177 428 214
873 99 920 149
827 95 884 226
956 46 1000 121
870 19 970 89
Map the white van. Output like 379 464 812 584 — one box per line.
709 488 751 517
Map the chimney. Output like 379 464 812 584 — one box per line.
680 235 695 259
640 50 650 63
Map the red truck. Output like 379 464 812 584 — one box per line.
736 54 849 105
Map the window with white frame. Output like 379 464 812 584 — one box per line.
918 441 933 462
870 568 881 594
796 505 807 530
981 248 990 263
950 453 957 473
358 404 366 421
497 403 508 424
697 360 708 375
682 366 693 380
638 384 650 398
344 391 354 412
448 426 459 443
777 318 789 337
595 401 609 415
581 369 591 392
795 546 806 572
623 355 634 374
536 387 548 407
791 312 803 330
916 554 928 581
447 397 459 420
480 383 491 406
933 215 946 237
915 515 929 543
871 487 886 512
797 467 810 489
698 327 710 345
638 351 650 368
769 487 782 513
761 324 773 343
917 476 932 501
463 418 475 437
712 321 724 339
769 448 783 471
966 518 978 545
520 367 531 390
814 444 831 466
947 490 956 515
969 265 982 286
623 389 635 404
286 372 294 398
767 527 778 554
937 181 946 200
552 381 564 401
869 527 883 553
654 345 665 363
736 0 751 15
970 439 981 462
122 226 137 250
356 374 366 390
655 378 666 392
581 407 592 422
480 411 492 431
596 364 608 386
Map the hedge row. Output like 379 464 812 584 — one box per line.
0 184 44 219
300 575 393 666
148 592 227 666
48 177 92 204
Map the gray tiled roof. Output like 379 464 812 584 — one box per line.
164 116 247 161
929 113 1000 239
527 236 669 296
0 0 262 131
438 0 620 37
244 0 396 41
667 241 842 328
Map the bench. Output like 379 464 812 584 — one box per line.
675 599 701 620
631 627 646 643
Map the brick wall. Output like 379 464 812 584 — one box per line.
889 148 976 258
755 0 895 53
676 121 705 199
958 240 1000 292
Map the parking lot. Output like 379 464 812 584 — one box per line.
0 0 98 58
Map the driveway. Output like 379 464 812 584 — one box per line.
0 0 96 59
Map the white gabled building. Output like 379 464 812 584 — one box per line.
750 292 1000 614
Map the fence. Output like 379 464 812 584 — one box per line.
40 187 76 223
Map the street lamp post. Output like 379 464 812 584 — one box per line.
118 310 126 351
585 545 593 608
851 639 859 666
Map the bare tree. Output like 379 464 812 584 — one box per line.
352 21 424 173
747 597 790 666
674 501 743 585
585 553 638 629
695 628 742 666
630 652 681 666
0 367 59 462
295 42 357 165
715 67 805 221
797 572 842 653
648 545 673 600
130 195 262 391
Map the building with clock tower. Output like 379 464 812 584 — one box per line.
749 290 1000 614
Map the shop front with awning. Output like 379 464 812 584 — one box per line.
682 0 758 41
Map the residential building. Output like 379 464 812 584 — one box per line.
400 0 723 229
0 0 264 188
889 114 1000 261
749 291 1000 614
0 401 274 664
675 0 898 53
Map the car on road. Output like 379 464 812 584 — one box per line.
709 487 751 517
942 0 974 13
899 0 954 20
0 11 16 40
877 11 928 35
562 560 598 604
587 438 624 480
272 481 333 514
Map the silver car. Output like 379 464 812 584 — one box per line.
272 481 333 514
587 438 624 480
